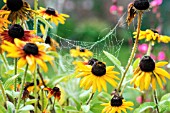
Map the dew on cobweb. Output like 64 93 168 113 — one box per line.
51 12 133 74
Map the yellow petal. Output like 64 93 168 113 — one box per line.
153 72 163 89
154 68 170 79
145 72 151 90
17 57 27 68
36 58 48 72
96 77 102 92
104 76 117 87
156 62 168 67
151 76 156 90
14 38 25 48
99 78 107 92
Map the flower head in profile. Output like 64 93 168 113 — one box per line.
40 25 59 51
131 56 170 90
44 87 61 100
133 29 170 45
76 61 120 92
0 10 10 32
101 95 134 113
70 46 93 58
0 24 39 44
37 7 69 26
1 38 54 72
1 0 35 24
126 0 150 26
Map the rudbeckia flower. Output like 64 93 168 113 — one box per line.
1 38 54 72
131 56 170 90
133 29 170 45
37 7 69 26
70 46 93 58
1 0 35 24
44 87 61 100
0 10 10 32
101 95 134 113
76 61 120 92
40 25 59 51
0 24 38 44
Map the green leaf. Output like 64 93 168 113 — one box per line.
0 105 7 113
81 105 90 113
133 58 140 69
7 101 15 113
39 89 48 110
160 93 170 102
79 90 90 103
19 105 34 111
36 16 53 28
133 102 155 113
70 96 81 110
25 99 37 105
90 103 104 113
4 74 20 90
63 106 78 112
103 51 124 72
97 92 112 102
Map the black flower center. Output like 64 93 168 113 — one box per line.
79 48 85 52
53 87 60 92
45 36 52 45
8 24 24 39
23 43 38 55
139 56 155 72
134 0 150 10
7 0 23 11
88 58 98 65
91 61 106 76
111 96 123 107
151 29 159 33
45 7 56 16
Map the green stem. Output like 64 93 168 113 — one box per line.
16 64 28 113
153 90 160 113
53 99 56 110
0 80 7 102
34 0 38 33
34 66 38 113
1 53 9 70
41 89 44 111
117 11 143 92
37 66 47 87
14 58 18 107
146 42 152 56
86 93 94 105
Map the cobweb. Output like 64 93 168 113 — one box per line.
51 12 131 73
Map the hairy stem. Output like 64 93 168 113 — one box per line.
146 42 152 56
14 58 18 107
1 53 9 70
0 80 7 102
117 11 143 92
34 67 38 113
86 93 94 105
153 90 160 113
37 67 47 87
16 64 28 113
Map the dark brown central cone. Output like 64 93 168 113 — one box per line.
45 7 56 15
53 87 60 92
111 95 123 107
134 0 150 10
91 61 106 76
45 36 52 45
79 48 85 52
88 58 98 65
8 24 24 38
7 0 23 11
139 56 155 72
151 29 159 33
23 43 38 55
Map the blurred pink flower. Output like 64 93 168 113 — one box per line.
150 0 163 7
110 5 123 16
151 0 163 13
136 96 142 104
157 51 166 61
135 53 143 59
138 44 148 54
110 5 118 14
